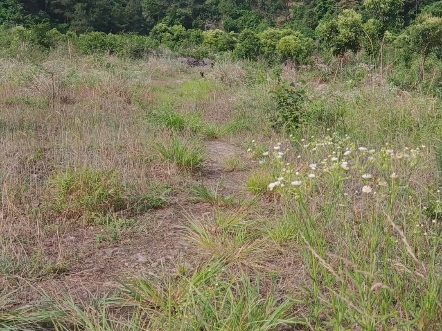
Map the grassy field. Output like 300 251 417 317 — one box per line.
1 50 442 330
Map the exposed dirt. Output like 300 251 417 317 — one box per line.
23 139 253 303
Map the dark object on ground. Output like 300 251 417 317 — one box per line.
178 57 214 68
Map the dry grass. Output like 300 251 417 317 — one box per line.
2 51 442 330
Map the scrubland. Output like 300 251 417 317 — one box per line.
1 49 441 330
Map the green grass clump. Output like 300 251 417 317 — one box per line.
246 169 274 195
47 168 126 221
191 183 234 206
0 290 59 331
157 136 205 170
123 261 302 330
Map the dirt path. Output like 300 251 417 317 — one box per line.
32 139 251 302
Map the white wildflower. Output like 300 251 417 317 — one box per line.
291 181 302 186
268 182 277 191
362 185 372 194
358 147 368 151
369 149 376 153
274 146 280 150
362 174 372 179
344 150 352 156
331 157 338 161
341 162 349 170
390 173 398 179
262 151 269 156
308 174 316 178
247 148 252 152
309 163 317 170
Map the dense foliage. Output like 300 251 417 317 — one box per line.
1 0 442 95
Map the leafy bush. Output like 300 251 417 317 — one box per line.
150 23 187 50
47 168 126 220
270 83 308 133
276 32 314 65
76 31 111 54
203 29 237 52
259 28 294 61
233 29 261 60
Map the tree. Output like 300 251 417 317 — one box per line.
0 0 23 25
316 9 363 57
363 0 405 32
421 1 442 17
406 13 442 78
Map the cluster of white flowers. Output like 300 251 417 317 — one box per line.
248 135 423 196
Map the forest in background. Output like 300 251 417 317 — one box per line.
1 0 442 97
1 0 441 34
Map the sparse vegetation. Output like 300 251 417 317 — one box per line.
2 2 442 329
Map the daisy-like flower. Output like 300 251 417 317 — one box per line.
358 147 368 151
252 140 256 143
276 155 282 159
262 151 269 156
259 160 265 165
369 149 376 153
390 173 398 179
309 163 317 170
362 173 372 179
291 181 302 186
247 148 252 152
344 150 352 156
268 182 277 191
308 174 316 178
331 157 338 161
341 162 349 170
362 185 372 193
274 146 280 150
378 180 387 187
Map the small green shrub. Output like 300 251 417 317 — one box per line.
47 168 126 220
270 83 308 133
157 137 205 170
